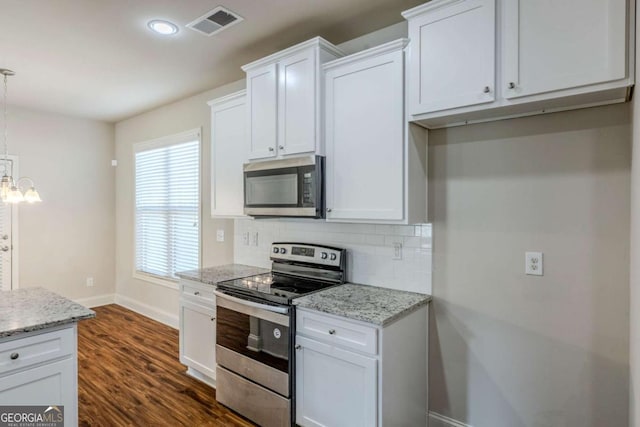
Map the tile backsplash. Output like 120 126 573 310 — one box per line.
233 219 432 295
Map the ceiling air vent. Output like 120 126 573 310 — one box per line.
186 6 243 36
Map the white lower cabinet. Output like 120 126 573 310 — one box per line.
179 280 217 387
296 336 377 427
295 306 428 427
0 325 78 427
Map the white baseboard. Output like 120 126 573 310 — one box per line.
73 293 115 308
429 411 471 427
114 294 179 329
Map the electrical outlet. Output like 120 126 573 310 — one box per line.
392 242 403 260
86 277 94 287
525 252 543 276
243 232 250 246
251 232 259 247
216 229 225 242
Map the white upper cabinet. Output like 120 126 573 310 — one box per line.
403 0 634 128
502 0 627 99
208 90 247 218
278 49 317 155
324 39 427 224
242 37 343 160
405 0 496 114
246 65 278 159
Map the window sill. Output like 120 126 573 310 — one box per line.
133 271 179 290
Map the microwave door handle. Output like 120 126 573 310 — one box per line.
213 290 290 315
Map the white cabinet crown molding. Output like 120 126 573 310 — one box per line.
323 38 410 72
241 36 345 71
207 89 247 107
402 0 467 19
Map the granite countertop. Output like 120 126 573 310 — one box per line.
175 264 270 287
293 283 432 326
0 287 95 338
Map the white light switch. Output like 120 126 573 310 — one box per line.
216 229 225 242
525 252 543 276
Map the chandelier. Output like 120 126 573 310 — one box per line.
0 69 41 203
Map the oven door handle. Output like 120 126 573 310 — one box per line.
213 290 290 315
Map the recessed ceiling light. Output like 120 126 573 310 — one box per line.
148 20 179 35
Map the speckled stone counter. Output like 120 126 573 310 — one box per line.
176 264 270 287
0 287 95 338
293 283 431 326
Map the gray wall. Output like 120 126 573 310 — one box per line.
11 106 115 300
629 4 640 426
428 104 631 426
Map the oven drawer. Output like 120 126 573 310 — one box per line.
217 366 290 427
181 282 216 306
296 309 378 355
217 345 289 396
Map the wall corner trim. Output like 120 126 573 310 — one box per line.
73 294 115 308
113 294 179 329
429 411 472 427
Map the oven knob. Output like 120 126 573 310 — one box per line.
330 253 337 261
280 247 287 254
273 247 279 254
321 252 328 259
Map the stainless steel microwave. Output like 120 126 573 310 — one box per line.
243 155 324 218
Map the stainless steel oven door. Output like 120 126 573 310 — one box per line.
214 290 291 396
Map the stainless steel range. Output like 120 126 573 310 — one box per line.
214 242 346 427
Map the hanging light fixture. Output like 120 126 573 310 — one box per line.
0 69 41 204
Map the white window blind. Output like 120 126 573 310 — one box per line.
134 131 200 281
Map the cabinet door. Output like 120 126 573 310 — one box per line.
296 336 377 427
325 49 404 221
278 49 317 155
0 358 76 427
406 0 495 114
247 64 277 159
503 0 627 99
211 93 247 217
179 299 216 380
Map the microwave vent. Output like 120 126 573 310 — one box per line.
186 6 243 36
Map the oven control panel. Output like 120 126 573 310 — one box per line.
270 243 344 268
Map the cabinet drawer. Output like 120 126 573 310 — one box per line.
297 309 377 355
0 327 75 376
181 283 216 306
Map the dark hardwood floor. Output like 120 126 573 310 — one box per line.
77 304 255 427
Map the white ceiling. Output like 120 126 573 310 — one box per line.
0 0 423 123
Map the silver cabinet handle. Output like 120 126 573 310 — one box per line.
279 145 285 150
1 234 8 240
194 291 200 296
483 86 490 93
295 345 301 350
10 352 18 360
1 246 9 252
328 329 336 335
508 82 516 89
268 147 275 152
327 208 332 213
210 317 215 322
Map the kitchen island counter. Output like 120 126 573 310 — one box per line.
0 287 95 338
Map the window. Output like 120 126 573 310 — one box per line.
134 129 200 283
